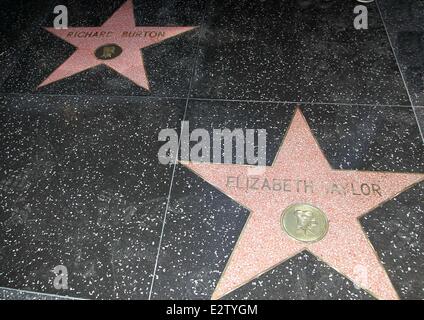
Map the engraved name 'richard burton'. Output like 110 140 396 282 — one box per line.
39 0 196 90
226 176 382 197
65 30 166 39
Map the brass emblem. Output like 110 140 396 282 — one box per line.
281 204 329 243
95 44 123 60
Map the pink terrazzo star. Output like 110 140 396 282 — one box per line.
38 0 196 90
181 108 424 300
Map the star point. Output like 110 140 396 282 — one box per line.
38 0 196 90
181 108 424 300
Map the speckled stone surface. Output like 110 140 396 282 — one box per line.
417 107 424 139
190 0 409 105
0 0 204 97
0 0 51 86
377 0 424 107
0 287 78 300
151 102 424 300
0 95 184 299
223 252 373 300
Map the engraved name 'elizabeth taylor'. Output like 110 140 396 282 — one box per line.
226 176 382 197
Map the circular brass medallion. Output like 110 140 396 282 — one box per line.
95 44 123 60
281 204 329 243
